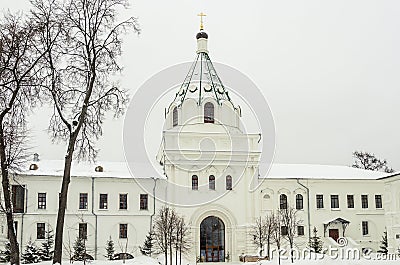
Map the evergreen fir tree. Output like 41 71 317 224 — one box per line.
21 239 42 264
0 241 11 262
73 237 86 261
377 230 388 254
308 227 323 253
140 231 155 256
39 228 54 261
105 236 115 260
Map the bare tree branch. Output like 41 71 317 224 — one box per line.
31 0 139 263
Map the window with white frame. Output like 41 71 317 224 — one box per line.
361 195 369 209
375 195 382 208
347 194 354 208
37 223 45 239
120 224 128 239
296 194 303 210
99 194 108 209
297 226 305 236
38 193 46 209
330 195 339 209
209 175 215 190
361 221 369 236
280 194 288 209
119 194 128 210
316 194 324 209
79 193 88 209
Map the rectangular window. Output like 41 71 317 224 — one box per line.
362 221 369 236
119 194 128 210
361 195 369 209
99 194 108 209
347 195 354 208
79 193 88 209
226 176 232 190
79 223 87 240
281 226 288 236
140 194 148 210
375 195 382 209
37 223 45 239
316 194 324 209
330 195 339 209
192 176 198 190
119 224 127 239
12 185 25 213
297 226 305 236
38 193 46 209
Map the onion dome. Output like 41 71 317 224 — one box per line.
196 31 208 39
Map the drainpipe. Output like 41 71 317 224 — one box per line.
91 177 98 259
150 177 158 231
296 179 311 241
21 185 27 252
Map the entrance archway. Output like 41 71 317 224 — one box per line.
200 216 225 262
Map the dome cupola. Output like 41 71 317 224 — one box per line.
196 31 208 39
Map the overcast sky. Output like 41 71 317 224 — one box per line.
3 0 400 169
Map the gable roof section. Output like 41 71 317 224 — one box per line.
17 160 389 180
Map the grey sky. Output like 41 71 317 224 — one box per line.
4 0 400 169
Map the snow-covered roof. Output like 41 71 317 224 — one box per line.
265 163 387 180
377 171 400 180
18 160 164 179
17 159 388 180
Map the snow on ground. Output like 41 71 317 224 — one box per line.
12 253 400 265
261 252 399 265
21 257 159 265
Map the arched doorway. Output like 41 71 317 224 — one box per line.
200 216 225 262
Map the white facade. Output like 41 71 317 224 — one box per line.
2 161 393 262
381 173 400 253
1 29 398 263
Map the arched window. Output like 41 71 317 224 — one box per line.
204 102 214 123
226 175 232 190
209 175 215 190
280 194 288 209
192 175 198 190
172 107 178 127
296 194 303 210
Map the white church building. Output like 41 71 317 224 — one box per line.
1 25 400 263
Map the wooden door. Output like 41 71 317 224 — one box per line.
200 216 225 262
329 229 339 241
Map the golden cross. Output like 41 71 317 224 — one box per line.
198 12 207 30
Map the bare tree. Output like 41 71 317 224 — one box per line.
154 206 173 265
271 211 282 265
279 207 300 263
31 0 139 263
153 206 190 265
352 151 395 173
0 11 53 265
168 210 177 265
117 238 129 264
174 218 180 265
62 231 73 263
251 214 275 258
174 217 190 265
251 216 267 257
